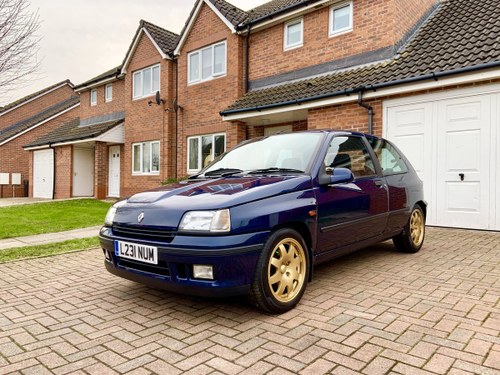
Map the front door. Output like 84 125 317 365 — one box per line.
73 147 94 197
33 149 54 199
108 146 121 197
315 135 389 253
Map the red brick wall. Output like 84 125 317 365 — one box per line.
308 99 383 136
177 3 245 176
0 107 79 198
249 0 436 81
54 145 72 199
94 142 108 199
79 79 126 120
0 84 75 130
393 0 437 43
122 33 176 197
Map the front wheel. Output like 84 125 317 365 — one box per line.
251 228 309 313
393 205 425 253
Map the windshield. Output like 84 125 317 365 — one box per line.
203 132 324 176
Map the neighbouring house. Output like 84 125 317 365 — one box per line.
0 80 79 198
21 0 500 231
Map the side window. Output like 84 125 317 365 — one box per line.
369 139 408 175
324 136 376 178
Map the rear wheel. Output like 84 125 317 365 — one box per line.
251 228 308 313
393 205 425 253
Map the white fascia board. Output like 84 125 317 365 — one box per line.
24 122 125 150
122 28 171 76
143 28 170 61
1 103 80 146
74 77 118 93
203 0 237 33
241 0 332 33
174 0 236 56
222 67 500 122
0 82 72 117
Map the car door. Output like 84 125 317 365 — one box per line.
315 135 389 253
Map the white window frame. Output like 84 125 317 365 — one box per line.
187 133 226 173
105 84 113 102
90 89 97 106
284 17 304 51
132 141 160 175
132 64 160 100
329 1 353 37
188 41 227 85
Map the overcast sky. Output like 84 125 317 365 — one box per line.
1 0 268 106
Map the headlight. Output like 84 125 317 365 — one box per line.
104 200 126 226
179 209 231 232
104 206 117 226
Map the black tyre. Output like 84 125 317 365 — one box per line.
393 205 425 253
251 228 309 313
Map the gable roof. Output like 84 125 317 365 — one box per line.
0 96 80 146
74 66 121 92
222 0 500 116
174 0 247 55
121 20 180 74
244 0 323 25
0 80 74 116
24 117 124 149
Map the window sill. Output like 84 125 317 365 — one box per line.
284 43 303 52
329 28 353 38
132 172 160 176
188 73 227 86
132 93 157 101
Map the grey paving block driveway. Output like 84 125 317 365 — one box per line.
0 227 499 375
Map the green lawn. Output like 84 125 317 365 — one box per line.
0 199 112 239
0 237 100 263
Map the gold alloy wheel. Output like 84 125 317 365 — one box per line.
267 237 306 303
410 209 425 247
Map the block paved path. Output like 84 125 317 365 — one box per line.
0 227 499 374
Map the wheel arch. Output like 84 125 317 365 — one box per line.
270 221 315 282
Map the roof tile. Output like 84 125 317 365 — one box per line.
223 0 500 113
0 96 80 144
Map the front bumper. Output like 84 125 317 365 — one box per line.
99 226 268 298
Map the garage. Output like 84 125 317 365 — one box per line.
33 149 54 199
384 84 500 231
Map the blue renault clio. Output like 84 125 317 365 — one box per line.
100 130 426 313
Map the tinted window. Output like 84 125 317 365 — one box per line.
369 139 408 175
324 136 376 178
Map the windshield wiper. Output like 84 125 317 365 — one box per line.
201 168 243 178
247 167 304 175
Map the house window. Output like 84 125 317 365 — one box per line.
132 141 160 175
90 89 97 106
329 1 353 36
133 64 160 99
284 18 303 50
188 41 226 84
105 84 113 102
187 133 225 172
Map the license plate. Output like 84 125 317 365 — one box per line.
115 241 158 265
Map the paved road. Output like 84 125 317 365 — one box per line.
0 227 499 374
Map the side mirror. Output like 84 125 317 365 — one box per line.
319 167 354 185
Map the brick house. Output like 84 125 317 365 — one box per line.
22 0 500 231
0 81 78 198
24 20 179 200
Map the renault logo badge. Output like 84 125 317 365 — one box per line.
138 212 145 223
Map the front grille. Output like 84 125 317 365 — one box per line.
112 224 176 243
118 258 170 277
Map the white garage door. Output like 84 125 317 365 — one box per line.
384 86 500 231
33 149 54 199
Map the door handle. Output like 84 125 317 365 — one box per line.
375 180 385 188
459 173 465 181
